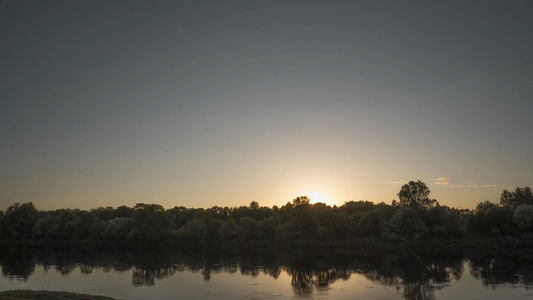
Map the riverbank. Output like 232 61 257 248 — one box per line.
0 290 119 300
1 234 533 252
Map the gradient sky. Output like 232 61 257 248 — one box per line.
1 0 532 210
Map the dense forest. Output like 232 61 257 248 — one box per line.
1 181 532 246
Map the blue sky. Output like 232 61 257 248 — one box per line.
1 0 532 210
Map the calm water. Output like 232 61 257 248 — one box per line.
0 243 532 300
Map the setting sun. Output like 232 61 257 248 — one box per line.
307 192 335 206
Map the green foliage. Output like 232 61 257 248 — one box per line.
513 205 533 231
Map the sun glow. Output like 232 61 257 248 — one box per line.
308 192 335 206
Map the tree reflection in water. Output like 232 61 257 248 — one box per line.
287 268 350 295
351 253 464 300
0 244 35 281
132 265 179 286
0 243 532 298
469 254 533 288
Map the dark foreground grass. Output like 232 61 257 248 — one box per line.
0 290 119 300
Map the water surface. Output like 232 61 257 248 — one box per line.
0 243 532 300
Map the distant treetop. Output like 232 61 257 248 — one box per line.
395 180 438 209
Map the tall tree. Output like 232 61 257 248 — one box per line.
396 180 437 209
292 196 311 206
3 202 38 238
500 187 533 208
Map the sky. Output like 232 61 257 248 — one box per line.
1 0 532 211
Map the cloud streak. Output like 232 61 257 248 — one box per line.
390 180 407 185
452 184 497 188
434 177 450 185
433 177 496 188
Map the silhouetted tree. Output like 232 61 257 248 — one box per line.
396 181 437 209
339 201 375 216
167 206 193 228
114 205 135 218
249 201 259 210
4 185 533 244
3 202 38 239
90 206 116 221
500 187 533 209
292 196 311 206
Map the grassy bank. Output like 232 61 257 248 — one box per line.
0 290 119 300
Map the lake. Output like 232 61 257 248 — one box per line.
0 242 532 299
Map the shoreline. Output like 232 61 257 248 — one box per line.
0 290 119 300
1 235 532 252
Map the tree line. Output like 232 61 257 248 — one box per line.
0 180 532 244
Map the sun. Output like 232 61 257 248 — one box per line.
307 192 335 206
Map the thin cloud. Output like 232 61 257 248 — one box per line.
434 177 450 185
453 184 497 188
390 180 407 185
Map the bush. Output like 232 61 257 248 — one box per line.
514 205 533 232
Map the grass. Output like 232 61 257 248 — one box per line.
0 290 120 300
